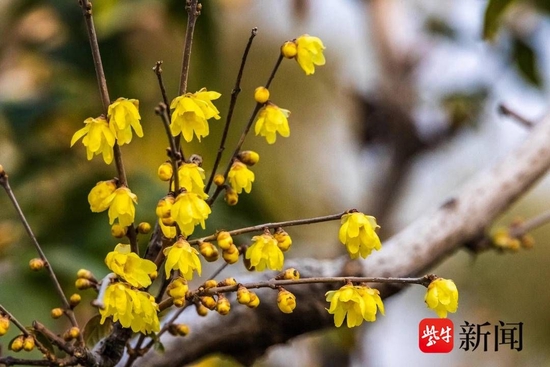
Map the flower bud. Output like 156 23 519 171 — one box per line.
222 245 239 264
216 231 233 250
29 258 45 271
11 335 24 352
174 324 189 336
224 186 238 206
200 296 217 310
149 270 158 280
203 279 218 289
156 196 174 219
69 294 81 307
75 278 93 290
173 298 186 308
237 286 251 305
219 277 237 286
51 308 64 319
237 150 260 166
213 174 225 186
282 268 300 280
68 327 80 340
111 223 127 238
274 228 292 251
157 162 173 181
216 295 231 315
23 336 35 351
277 289 297 314
247 292 260 308
0 316 10 336
167 278 188 300
195 303 209 316
77 269 94 280
281 41 297 58
138 222 152 234
254 87 270 104
199 241 219 262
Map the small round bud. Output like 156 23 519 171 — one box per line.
69 294 81 307
10 335 24 352
216 295 231 315
203 279 218 289
281 41 297 58
274 228 292 252
51 308 64 319
237 151 260 166
222 246 240 264
138 222 152 234
199 242 219 262
75 278 92 290
216 231 233 250
156 196 174 219
29 258 45 271
200 296 217 310
167 278 188 300
220 277 237 286
277 289 297 314
282 268 300 280
111 224 127 238
77 269 94 280
213 174 225 186
195 303 209 316
224 186 238 206
247 292 260 308
68 327 80 340
254 87 270 104
0 316 10 336
174 324 189 336
157 162 173 181
161 216 176 226
23 336 35 351
173 298 186 308
237 286 251 305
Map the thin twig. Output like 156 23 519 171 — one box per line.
0 356 69 366
499 104 535 128
0 175 80 333
188 211 347 245
509 209 550 237
265 54 284 89
33 321 75 356
205 28 258 193
155 103 180 191
0 305 51 358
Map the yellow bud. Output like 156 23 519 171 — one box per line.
138 222 152 234
11 335 24 352
224 186 238 206
195 303 209 316
69 294 81 307
254 87 270 104
23 336 35 352
216 231 233 250
203 279 218 289
161 216 176 226
222 246 240 264
75 278 92 290
156 196 174 219
200 296 217 310
77 269 94 280
282 268 300 280
29 258 45 271
173 298 186 308
237 150 260 166
0 317 10 336
111 223 127 238
51 308 64 319
68 327 80 340
199 242 219 262
220 277 237 286
247 292 260 308
274 228 292 252
157 162 173 181
277 289 297 314
149 270 158 280
167 277 188 299
216 295 231 315
175 324 189 336
281 41 297 58
213 174 225 186
237 286 251 305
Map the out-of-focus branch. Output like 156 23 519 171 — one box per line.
134 109 550 366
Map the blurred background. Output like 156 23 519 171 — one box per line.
1 0 550 366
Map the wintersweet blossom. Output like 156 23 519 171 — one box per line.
88 180 117 212
71 116 115 164
254 103 291 144
163 238 202 280
107 97 143 145
170 88 221 142
175 163 207 198
295 34 326 75
227 161 255 194
425 278 459 318
277 289 296 314
170 191 211 236
245 233 284 271
339 212 381 259
107 187 138 227
325 284 384 328
104 244 156 288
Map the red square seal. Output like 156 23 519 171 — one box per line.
419 318 454 353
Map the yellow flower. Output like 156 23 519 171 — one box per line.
245 233 284 271
325 284 365 328
164 237 202 280
88 180 117 212
339 212 381 259
171 191 211 236
254 103 291 144
107 97 143 145
159 219 177 239
104 244 156 288
425 278 458 318
99 283 160 334
71 116 116 164
295 34 326 75
227 161 255 194
170 88 221 142
166 277 189 300
277 289 296 314
175 163 207 198
107 187 138 227
356 287 385 322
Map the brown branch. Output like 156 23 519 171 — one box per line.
499 103 535 128
135 109 550 366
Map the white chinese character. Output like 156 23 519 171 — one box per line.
440 326 452 343
422 325 440 346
